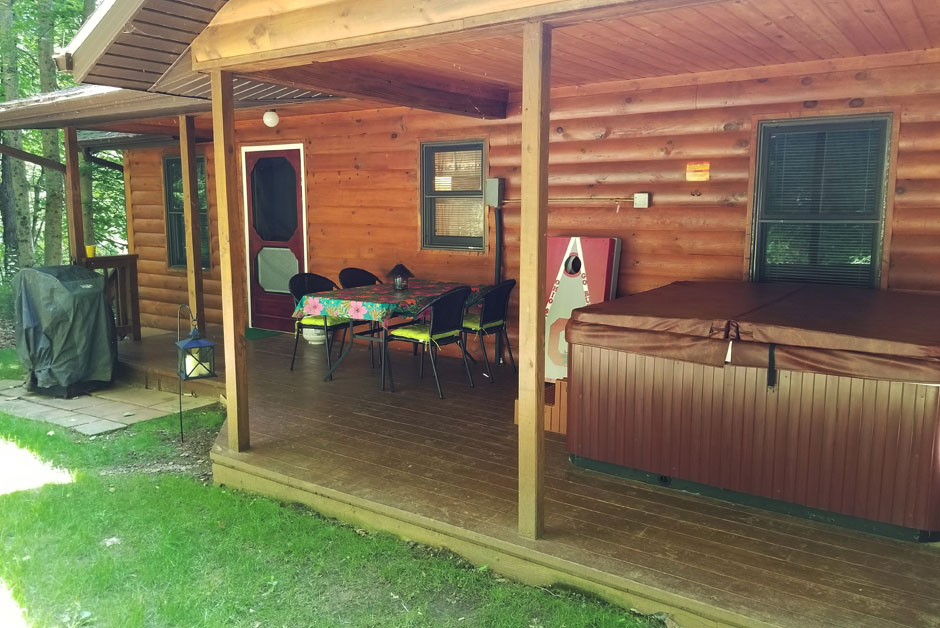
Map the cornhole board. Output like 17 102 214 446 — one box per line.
544 236 620 382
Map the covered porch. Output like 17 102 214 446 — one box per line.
117 331 940 628
3 1 939 625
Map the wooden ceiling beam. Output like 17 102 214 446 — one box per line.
251 63 509 119
191 0 726 73
0 142 65 172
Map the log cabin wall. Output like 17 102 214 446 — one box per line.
124 144 223 329
124 61 940 334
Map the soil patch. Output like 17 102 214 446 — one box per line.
0 317 14 350
97 419 218 482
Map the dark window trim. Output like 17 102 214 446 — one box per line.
163 155 210 270
421 140 486 251
750 114 891 287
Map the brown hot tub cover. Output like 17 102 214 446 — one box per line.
566 281 940 384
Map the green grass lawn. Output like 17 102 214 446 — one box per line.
0 347 23 381
0 407 661 628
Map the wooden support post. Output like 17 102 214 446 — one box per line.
517 20 551 540
179 114 206 334
211 71 250 452
63 127 86 264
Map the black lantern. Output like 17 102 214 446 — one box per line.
176 327 216 380
176 305 216 442
387 263 414 290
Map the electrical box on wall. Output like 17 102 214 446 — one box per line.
485 178 504 207
633 192 650 209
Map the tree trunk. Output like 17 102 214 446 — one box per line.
1 0 35 268
38 0 63 265
80 157 94 245
83 0 98 20
0 153 17 275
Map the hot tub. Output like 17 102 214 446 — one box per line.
565 281 940 537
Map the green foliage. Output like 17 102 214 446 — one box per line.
0 0 127 272
90 150 128 255
0 346 22 380
0 414 659 628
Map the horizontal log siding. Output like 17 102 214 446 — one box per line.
125 61 940 331
124 145 223 329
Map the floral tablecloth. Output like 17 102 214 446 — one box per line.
293 279 484 322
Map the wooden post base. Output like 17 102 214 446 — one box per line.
514 378 568 435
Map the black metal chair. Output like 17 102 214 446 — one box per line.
338 267 382 289
288 272 350 376
462 279 516 383
387 286 474 398
338 267 383 366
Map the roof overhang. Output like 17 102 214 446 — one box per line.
0 86 209 131
54 0 333 105
0 84 338 133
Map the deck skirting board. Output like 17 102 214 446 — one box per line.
211 451 776 628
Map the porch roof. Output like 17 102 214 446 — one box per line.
55 0 333 104
0 84 373 134
190 0 940 119
52 0 940 121
0 85 208 131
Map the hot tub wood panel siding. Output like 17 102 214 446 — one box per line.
567 343 940 532
124 62 940 330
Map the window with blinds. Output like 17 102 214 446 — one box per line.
164 156 210 269
753 116 890 287
421 141 485 250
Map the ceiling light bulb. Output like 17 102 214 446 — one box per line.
262 110 279 127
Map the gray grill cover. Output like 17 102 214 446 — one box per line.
14 265 116 395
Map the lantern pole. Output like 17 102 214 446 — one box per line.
177 304 195 443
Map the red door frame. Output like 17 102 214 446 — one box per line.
242 145 306 332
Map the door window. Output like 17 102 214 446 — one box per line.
251 157 298 242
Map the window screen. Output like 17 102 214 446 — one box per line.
421 141 485 249
250 156 298 242
164 156 210 269
753 117 889 286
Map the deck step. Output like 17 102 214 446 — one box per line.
116 357 225 399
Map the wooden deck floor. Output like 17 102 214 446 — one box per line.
120 332 940 628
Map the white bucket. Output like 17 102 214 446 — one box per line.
303 328 327 345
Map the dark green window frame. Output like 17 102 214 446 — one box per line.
752 115 890 287
163 156 210 269
421 140 485 250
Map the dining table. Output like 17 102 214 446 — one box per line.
292 279 485 390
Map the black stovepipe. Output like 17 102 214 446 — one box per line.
493 206 504 363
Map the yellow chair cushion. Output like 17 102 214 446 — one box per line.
299 316 349 327
389 324 459 343
462 312 504 331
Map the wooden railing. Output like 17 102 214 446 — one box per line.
83 254 142 341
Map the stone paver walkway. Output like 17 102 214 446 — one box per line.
0 380 216 435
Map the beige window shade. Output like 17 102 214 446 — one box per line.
433 150 482 192
434 198 485 237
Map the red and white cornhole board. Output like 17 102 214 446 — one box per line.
544 236 621 381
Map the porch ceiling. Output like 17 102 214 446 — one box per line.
365 0 940 90
211 0 940 116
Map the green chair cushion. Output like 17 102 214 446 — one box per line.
389 324 459 343
462 312 504 331
299 315 350 328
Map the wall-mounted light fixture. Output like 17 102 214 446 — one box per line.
262 109 280 128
